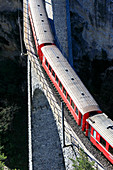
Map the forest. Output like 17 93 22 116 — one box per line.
0 59 28 170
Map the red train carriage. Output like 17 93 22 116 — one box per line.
28 0 54 60
41 45 101 132
87 114 113 164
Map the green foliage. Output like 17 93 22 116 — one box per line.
0 146 7 170
0 106 18 133
70 148 95 170
0 153 7 169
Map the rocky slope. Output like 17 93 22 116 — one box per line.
70 0 113 119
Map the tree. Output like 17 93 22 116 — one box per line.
0 146 7 170
0 106 18 133
70 148 95 170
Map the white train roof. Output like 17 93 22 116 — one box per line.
29 0 54 45
41 45 100 115
87 113 113 147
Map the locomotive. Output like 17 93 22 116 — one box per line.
28 0 113 164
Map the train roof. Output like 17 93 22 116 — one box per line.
41 45 100 115
29 0 54 45
87 113 113 147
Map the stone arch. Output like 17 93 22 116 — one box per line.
31 87 65 169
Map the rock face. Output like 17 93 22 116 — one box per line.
70 0 113 60
0 0 113 118
0 0 22 60
70 0 113 119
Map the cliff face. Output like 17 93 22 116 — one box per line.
0 0 113 118
70 0 113 118
0 0 22 60
70 0 113 60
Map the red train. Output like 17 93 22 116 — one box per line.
28 0 113 164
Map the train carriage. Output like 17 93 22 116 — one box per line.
41 45 101 131
28 0 54 59
87 113 113 163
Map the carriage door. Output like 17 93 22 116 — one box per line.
88 124 91 139
81 115 83 128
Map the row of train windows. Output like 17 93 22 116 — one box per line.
45 59 78 116
93 130 113 155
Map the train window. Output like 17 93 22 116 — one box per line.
63 88 66 96
71 100 74 110
59 82 62 90
93 130 96 138
75 107 78 115
56 76 58 84
52 71 55 78
109 145 113 155
67 94 70 103
49 65 51 72
100 136 106 148
46 60 48 67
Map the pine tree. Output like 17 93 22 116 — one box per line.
0 146 7 170
70 148 95 170
0 106 18 133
